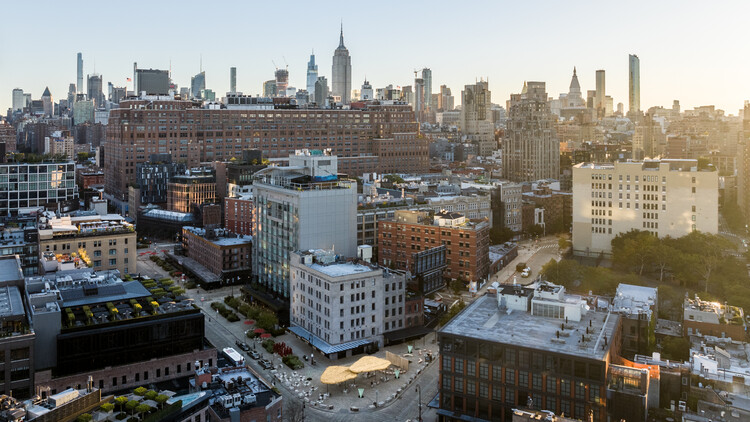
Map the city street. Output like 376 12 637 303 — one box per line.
136 246 440 421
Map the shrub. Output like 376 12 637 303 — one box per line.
185 281 197 289
262 339 275 353
161 279 174 286
224 296 241 309
115 414 128 421
100 403 115 413
77 414 93 422
226 312 240 322
144 390 158 400
133 387 147 396
282 355 304 370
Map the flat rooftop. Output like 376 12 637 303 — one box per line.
309 261 376 278
440 294 619 361
0 256 23 285
0 286 25 319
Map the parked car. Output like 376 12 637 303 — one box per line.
235 341 250 352
521 267 531 278
248 350 261 360
259 359 273 369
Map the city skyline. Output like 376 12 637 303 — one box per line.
1 0 749 113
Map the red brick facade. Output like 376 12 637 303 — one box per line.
224 197 254 236
378 218 490 282
104 101 428 200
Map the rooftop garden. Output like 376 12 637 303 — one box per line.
76 386 181 422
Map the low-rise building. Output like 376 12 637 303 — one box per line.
167 167 216 213
201 366 283 422
26 269 212 394
224 194 253 236
38 211 136 275
378 209 490 282
613 284 657 359
438 282 628 421
289 249 410 359
683 295 746 341
0 161 77 215
489 242 518 274
75 166 104 191
180 226 252 285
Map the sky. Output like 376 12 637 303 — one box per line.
1 0 749 114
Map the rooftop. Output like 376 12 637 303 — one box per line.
613 284 657 318
183 226 252 246
295 249 380 278
38 213 134 239
440 294 619 361
0 256 23 285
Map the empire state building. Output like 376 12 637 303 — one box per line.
332 24 352 104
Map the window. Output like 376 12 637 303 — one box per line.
505 368 515 384
94 250 101 257
479 382 488 399
443 356 451 372
479 363 489 379
466 381 476 396
547 376 557 393
560 379 571 396
575 382 586 400
109 258 117 266
518 370 529 388
442 375 452 390
532 373 542 390
109 248 117 255
467 360 476 377
455 358 464 374
454 377 463 393
492 384 502 401
505 388 515 404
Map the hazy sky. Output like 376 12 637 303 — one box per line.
2 0 749 114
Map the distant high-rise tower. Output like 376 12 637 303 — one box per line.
360 79 373 100
275 68 289 96
230 67 237 94
87 74 104 107
421 68 433 110
566 67 584 108
306 51 318 100
263 80 277 97
414 77 425 120
11 89 24 112
332 24 352 104
461 80 495 156
191 71 206 99
314 76 329 107
503 82 559 181
595 69 606 117
41 87 53 117
629 54 640 114
76 53 83 95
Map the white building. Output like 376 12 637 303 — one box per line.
252 150 357 299
289 249 406 359
572 159 718 256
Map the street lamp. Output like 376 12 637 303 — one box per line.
415 385 422 422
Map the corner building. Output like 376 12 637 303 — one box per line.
103 99 427 201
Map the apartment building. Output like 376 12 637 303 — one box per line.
251 151 357 300
0 162 77 215
38 212 136 275
180 226 251 284
224 194 253 236
437 282 634 422
289 249 408 359
103 98 427 200
167 168 216 213
572 159 718 256
378 210 490 282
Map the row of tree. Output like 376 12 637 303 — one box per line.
611 230 750 312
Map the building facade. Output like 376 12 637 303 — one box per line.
224 195 253 236
503 82 560 182
572 160 719 256
103 99 426 201
0 162 77 215
38 213 137 275
378 210 490 282
289 249 408 359
181 226 252 283
331 26 352 104
167 168 216 213
252 152 357 299
461 81 495 156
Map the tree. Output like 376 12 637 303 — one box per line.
114 396 128 412
611 230 658 275
125 400 139 415
133 386 147 396
155 394 169 409
257 311 278 331
557 236 571 252
144 390 158 400
490 226 515 244
77 152 90 162
285 398 306 422
541 259 581 287
100 403 115 413
76 414 93 422
135 403 152 418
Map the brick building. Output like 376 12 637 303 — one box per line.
180 226 252 284
522 183 573 233
683 295 747 341
167 168 216 213
378 210 490 283
103 98 428 201
224 195 253 236
76 166 104 190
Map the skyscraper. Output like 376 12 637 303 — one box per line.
306 51 318 100
360 79 373 100
503 81 559 181
629 54 640 114
230 67 237 94
11 89 24 111
595 69 605 117
41 87 53 117
421 68 433 110
190 71 206 99
134 64 170 95
331 24 352 104
274 68 289 96
314 76 329 106
461 80 494 156
87 74 104 107
263 80 277 97
76 53 83 95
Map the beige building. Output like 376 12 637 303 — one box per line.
572 159 718 256
38 213 137 275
